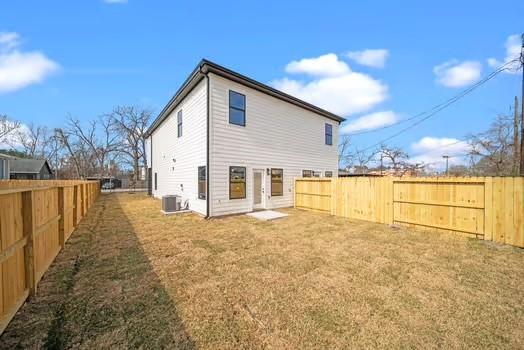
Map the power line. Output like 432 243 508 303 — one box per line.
358 59 519 152
350 58 520 136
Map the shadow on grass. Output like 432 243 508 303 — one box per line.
0 193 196 350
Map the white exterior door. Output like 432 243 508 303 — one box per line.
253 169 265 210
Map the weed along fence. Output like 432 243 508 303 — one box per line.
295 177 524 248
0 180 100 334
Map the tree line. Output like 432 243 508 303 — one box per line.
0 106 152 181
1 106 520 179
339 112 521 177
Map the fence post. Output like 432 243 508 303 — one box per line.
85 184 89 210
58 186 65 249
22 190 37 296
484 177 493 242
330 178 336 216
294 179 297 209
81 184 85 217
73 185 78 226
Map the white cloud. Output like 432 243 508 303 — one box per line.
487 34 522 73
410 137 471 167
340 111 398 134
273 53 388 116
433 60 482 88
487 58 499 68
103 0 128 3
0 31 59 94
0 32 20 51
285 53 350 77
346 49 389 68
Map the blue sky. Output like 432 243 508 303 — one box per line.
1 0 522 168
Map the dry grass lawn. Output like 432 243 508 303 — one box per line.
2 193 524 349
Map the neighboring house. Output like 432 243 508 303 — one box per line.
145 59 344 217
0 153 11 179
9 157 53 180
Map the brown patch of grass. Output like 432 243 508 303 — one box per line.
2 193 524 349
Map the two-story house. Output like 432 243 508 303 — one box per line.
145 59 344 217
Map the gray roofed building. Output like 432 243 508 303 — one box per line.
0 153 53 180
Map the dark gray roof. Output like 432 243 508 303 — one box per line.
9 158 52 174
0 153 16 159
145 59 345 137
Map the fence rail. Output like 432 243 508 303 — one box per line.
295 177 524 248
0 180 100 334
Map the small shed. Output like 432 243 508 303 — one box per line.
9 158 53 180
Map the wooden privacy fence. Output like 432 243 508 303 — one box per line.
0 180 100 334
295 177 524 248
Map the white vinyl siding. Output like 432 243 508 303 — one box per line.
208 73 338 216
149 78 207 215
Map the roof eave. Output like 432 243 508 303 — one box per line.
200 60 345 123
145 61 206 137
145 59 345 138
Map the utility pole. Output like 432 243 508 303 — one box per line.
443 155 450 176
520 33 524 176
514 96 520 175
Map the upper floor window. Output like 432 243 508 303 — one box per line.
325 123 333 145
313 171 321 178
229 90 246 126
324 171 333 178
177 110 183 137
302 170 312 178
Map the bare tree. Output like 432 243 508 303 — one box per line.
0 114 20 141
55 128 84 178
468 114 514 176
8 123 50 158
398 162 426 177
378 144 409 171
338 135 351 169
66 115 121 178
448 164 470 176
349 148 378 174
109 106 152 181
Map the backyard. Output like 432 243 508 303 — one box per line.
1 192 524 349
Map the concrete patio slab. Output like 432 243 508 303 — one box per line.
246 210 289 221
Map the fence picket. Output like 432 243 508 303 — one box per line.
0 180 100 335
295 176 524 248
